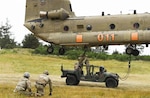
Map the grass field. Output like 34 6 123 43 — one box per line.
0 48 150 98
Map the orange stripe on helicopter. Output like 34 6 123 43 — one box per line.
76 35 83 43
131 33 138 41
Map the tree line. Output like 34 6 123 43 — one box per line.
33 45 150 61
0 20 40 49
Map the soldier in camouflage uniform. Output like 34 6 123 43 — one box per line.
14 72 32 96
78 54 90 75
35 70 52 96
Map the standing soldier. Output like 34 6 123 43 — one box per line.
14 72 32 96
78 54 90 75
35 70 52 96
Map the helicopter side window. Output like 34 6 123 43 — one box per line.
109 24 115 30
69 4 73 12
77 25 84 29
86 24 92 31
133 23 140 29
64 26 69 31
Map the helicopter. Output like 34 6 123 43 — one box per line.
24 0 150 55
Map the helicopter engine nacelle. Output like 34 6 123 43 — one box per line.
40 8 69 20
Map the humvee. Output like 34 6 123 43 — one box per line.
61 65 119 88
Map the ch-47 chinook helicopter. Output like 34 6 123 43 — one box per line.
24 0 150 55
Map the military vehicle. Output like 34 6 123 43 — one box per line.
24 0 150 55
61 65 119 88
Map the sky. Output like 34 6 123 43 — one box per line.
0 0 150 55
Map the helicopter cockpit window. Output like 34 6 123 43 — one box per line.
133 23 140 29
69 4 73 12
64 26 69 31
86 24 92 31
109 24 115 30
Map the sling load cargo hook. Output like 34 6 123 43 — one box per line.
119 55 131 81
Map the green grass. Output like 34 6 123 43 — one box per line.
0 48 149 75
0 48 150 98
1 84 150 98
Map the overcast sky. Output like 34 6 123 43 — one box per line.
0 0 150 55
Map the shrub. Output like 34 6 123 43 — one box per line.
32 46 150 61
33 45 48 55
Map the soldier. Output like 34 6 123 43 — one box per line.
35 70 52 96
99 66 107 73
14 72 32 96
78 54 90 75
74 62 79 70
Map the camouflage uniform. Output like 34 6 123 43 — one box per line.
99 66 106 73
14 72 32 96
78 54 90 75
35 70 52 96
74 63 80 70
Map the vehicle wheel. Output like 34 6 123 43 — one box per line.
105 78 118 88
59 48 65 55
132 49 139 56
66 75 78 85
75 80 80 85
47 46 54 54
125 48 133 55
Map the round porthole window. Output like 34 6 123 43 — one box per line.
86 24 92 31
39 23 44 28
109 24 115 30
31 25 35 30
133 23 140 29
64 26 69 31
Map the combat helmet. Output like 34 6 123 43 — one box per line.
43 70 49 75
24 72 30 78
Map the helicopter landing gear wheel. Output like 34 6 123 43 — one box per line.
126 48 139 56
132 49 139 56
47 46 54 54
59 47 65 55
125 48 133 55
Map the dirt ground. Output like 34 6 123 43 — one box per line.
1 73 150 91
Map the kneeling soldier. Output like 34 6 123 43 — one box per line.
35 70 52 96
14 72 32 96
